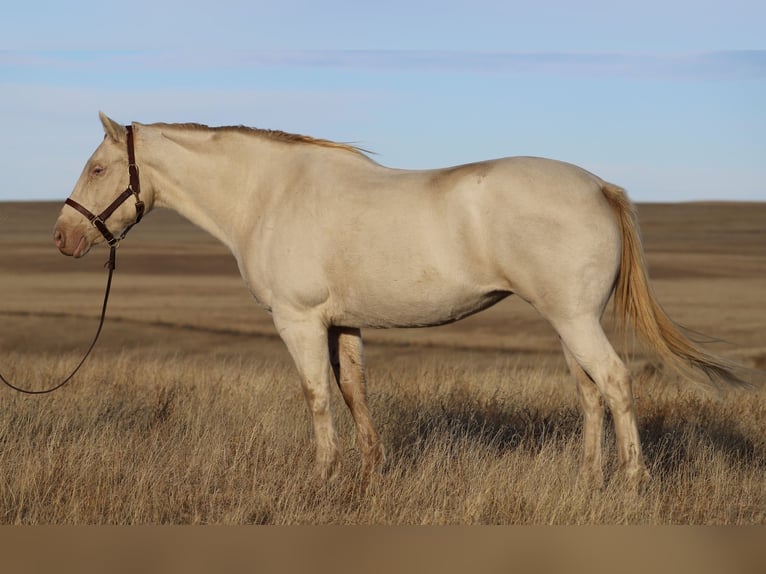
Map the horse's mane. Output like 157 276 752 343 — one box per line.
153 122 369 156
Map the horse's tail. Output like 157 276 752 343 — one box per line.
600 182 747 388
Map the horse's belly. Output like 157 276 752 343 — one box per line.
330 282 511 329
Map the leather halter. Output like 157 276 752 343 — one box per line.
0 127 144 394
65 125 145 247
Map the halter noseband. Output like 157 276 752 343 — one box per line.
65 125 145 247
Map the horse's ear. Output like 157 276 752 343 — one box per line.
99 111 126 143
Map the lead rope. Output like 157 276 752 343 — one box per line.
0 246 117 395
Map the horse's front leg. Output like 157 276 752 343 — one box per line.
274 314 340 481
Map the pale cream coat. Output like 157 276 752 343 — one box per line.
54 113 744 485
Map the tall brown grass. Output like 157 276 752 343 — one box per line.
0 344 762 524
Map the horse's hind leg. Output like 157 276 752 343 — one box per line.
562 344 605 487
329 327 384 477
555 316 650 485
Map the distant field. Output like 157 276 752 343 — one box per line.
0 200 764 524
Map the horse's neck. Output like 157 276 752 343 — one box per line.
140 125 377 257
144 128 269 254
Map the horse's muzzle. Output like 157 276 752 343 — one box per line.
53 224 90 258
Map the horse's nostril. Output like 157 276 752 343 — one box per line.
53 229 64 248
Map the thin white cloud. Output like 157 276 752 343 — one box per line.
228 50 766 81
3 50 765 82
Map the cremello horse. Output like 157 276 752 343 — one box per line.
54 113 744 485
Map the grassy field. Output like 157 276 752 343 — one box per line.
0 200 764 524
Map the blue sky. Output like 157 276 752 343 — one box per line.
1 1 764 201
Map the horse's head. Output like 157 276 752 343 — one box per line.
54 112 149 257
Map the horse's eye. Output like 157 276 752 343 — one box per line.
91 166 105 176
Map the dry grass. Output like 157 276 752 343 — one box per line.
0 349 763 524
0 201 764 524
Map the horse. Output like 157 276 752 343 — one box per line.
53 112 745 486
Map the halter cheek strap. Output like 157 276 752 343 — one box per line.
65 125 145 247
